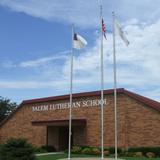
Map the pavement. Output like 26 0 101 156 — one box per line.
36 153 124 159
36 152 64 156
59 158 124 160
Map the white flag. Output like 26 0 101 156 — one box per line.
73 33 87 49
115 19 129 46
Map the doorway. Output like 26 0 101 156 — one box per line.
58 127 73 151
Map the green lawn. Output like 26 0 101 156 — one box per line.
37 154 95 160
37 153 160 160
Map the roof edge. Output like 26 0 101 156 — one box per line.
123 89 160 112
22 88 125 105
0 88 160 128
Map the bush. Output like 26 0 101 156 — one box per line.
80 146 91 150
0 138 36 160
106 147 122 154
146 152 155 158
65 145 160 158
125 151 134 157
133 152 143 157
104 150 110 156
33 146 47 153
71 146 82 154
91 148 101 155
64 149 68 153
128 147 160 157
41 145 56 152
81 147 92 154
80 146 122 156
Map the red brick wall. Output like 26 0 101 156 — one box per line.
124 96 160 148
73 126 86 146
0 93 159 148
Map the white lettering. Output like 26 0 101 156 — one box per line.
32 98 107 112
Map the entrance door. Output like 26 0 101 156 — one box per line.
59 127 73 151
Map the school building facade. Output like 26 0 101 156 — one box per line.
0 88 160 151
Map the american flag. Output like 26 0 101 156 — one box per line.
102 19 106 39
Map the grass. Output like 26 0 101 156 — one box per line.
37 153 95 160
37 153 160 160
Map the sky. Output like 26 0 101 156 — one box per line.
0 0 160 103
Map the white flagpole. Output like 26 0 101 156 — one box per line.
100 4 104 160
68 24 74 160
112 11 118 160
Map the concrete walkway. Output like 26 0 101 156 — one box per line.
36 152 64 156
60 158 124 160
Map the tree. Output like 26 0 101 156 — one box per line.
0 96 17 123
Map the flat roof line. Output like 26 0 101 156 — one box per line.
0 88 160 128
22 88 125 105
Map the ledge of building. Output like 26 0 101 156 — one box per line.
31 118 87 126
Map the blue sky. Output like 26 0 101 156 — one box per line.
0 0 160 103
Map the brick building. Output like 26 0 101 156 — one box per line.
0 88 160 151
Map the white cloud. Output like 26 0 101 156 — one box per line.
1 19 160 101
19 51 69 67
0 80 51 89
0 0 160 28
0 78 93 89
61 19 160 101
1 51 69 69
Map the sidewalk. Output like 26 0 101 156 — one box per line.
36 152 64 156
60 158 123 160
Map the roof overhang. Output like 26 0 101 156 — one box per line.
31 118 87 126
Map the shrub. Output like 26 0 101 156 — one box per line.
0 138 36 160
80 146 122 156
133 152 143 157
41 145 56 152
107 147 122 154
146 152 155 158
104 147 109 151
81 147 92 154
71 146 82 154
64 149 68 153
91 148 101 155
128 147 160 157
125 151 135 157
33 146 47 153
80 146 91 150
104 150 110 156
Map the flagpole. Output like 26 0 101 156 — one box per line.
112 11 118 160
100 4 104 160
68 24 74 160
